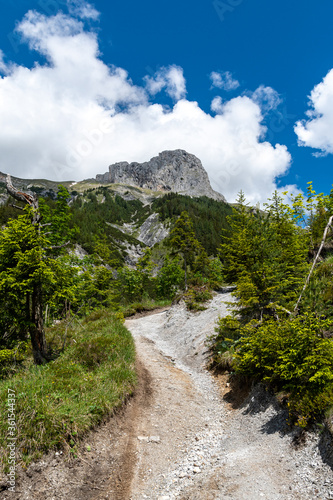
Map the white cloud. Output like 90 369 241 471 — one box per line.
250 85 282 114
0 50 8 74
211 96 223 113
68 1 100 20
144 65 187 101
0 7 293 204
210 71 240 91
18 10 84 54
295 69 333 154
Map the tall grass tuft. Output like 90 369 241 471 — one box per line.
0 309 136 474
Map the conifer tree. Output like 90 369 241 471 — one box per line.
2 178 73 364
169 211 202 290
265 191 309 311
220 191 308 320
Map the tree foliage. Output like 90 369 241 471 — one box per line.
220 191 309 320
211 187 333 425
0 183 74 365
0 208 53 363
169 211 202 289
153 192 232 255
236 314 333 426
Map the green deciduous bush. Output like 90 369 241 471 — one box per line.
0 342 29 378
116 267 141 301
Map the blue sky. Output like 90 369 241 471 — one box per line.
0 0 333 203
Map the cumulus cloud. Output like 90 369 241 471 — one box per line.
0 50 8 74
250 85 282 114
295 69 333 155
68 0 100 20
144 66 187 101
0 7 293 203
210 71 240 91
210 96 223 113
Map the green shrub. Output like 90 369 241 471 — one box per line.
184 286 213 311
211 315 242 356
0 342 29 378
236 314 333 426
156 257 184 299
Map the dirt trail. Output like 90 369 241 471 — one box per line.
125 293 333 499
3 292 333 499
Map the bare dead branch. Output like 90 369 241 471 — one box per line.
10 204 25 211
294 214 333 313
267 303 292 316
279 306 292 316
6 174 40 225
6 174 35 206
45 241 70 251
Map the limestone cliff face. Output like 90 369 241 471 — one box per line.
96 150 226 202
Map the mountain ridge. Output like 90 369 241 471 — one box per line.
0 150 226 203
95 149 226 202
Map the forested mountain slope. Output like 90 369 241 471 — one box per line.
0 180 233 265
2 168 333 496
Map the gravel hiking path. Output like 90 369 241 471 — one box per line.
2 291 333 499
124 292 333 500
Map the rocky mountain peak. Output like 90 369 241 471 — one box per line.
96 150 226 202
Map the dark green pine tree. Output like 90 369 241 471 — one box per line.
169 211 202 290
265 191 309 311
220 191 309 321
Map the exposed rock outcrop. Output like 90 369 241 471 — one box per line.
96 150 226 202
137 213 169 247
107 213 169 248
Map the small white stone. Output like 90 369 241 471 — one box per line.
137 436 149 442
149 436 161 443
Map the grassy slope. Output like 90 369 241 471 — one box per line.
0 309 136 473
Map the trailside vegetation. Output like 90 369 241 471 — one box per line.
3 172 333 475
211 185 333 427
0 309 136 470
0 183 229 474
